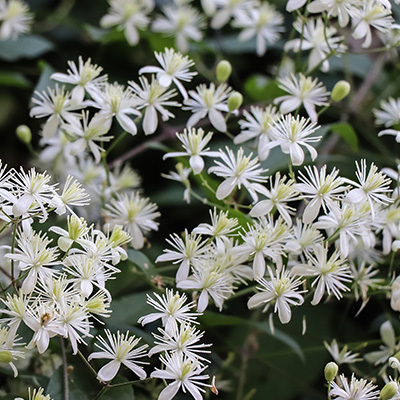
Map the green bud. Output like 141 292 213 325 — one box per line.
216 60 232 83
324 361 338 382
380 381 398 400
331 80 351 102
0 350 13 364
16 124 32 144
227 92 243 112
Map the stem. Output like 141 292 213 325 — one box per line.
10 221 18 290
91 387 108 400
106 131 128 156
60 338 69 400
108 377 152 388
77 350 99 379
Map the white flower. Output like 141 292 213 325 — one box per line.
274 73 330 122
51 57 107 103
6 230 59 294
364 320 400 365
264 114 321 166
100 0 153 46
237 216 291 279
59 301 92 355
286 0 307 12
208 147 268 201
295 165 349 223
151 352 210 400
10 166 57 222
210 0 253 30
351 0 393 48
183 83 232 132
285 18 346 72
350 262 381 303
161 163 192 204
324 339 361 365
152 3 205 53
329 374 379 400
63 254 112 298
88 329 148 382
374 97 400 142
345 159 393 219
138 289 200 336
291 244 353 305
307 0 360 27
235 105 280 161
89 82 140 136
30 85 81 139
50 175 91 215
0 0 33 40
314 202 372 258
149 323 211 364
139 48 197 99
177 258 235 312
24 303 65 354
103 191 160 250
129 76 180 135
249 172 299 226
391 275 400 311
248 266 305 324
232 2 284 56
63 111 113 163
156 230 210 282
193 208 239 245
163 128 220 175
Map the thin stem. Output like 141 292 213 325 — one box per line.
10 221 18 290
108 377 152 388
60 338 70 400
91 387 108 400
77 350 99 379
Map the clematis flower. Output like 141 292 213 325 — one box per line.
88 329 148 382
163 128 220 175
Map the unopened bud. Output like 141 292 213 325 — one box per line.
0 350 13 364
324 361 338 382
380 381 398 400
16 124 31 144
228 92 243 112
216 60 232 83
331 80 351 102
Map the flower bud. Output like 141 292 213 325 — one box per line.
324 361 338 382
331 80 351 102
16 124 32 144
228 91 243 112
216 60 232 83
0 350 13 364
380 381 398 400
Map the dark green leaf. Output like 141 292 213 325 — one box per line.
330 122 358 151
244 75 285 102
0 72 31 88
0 35 53 62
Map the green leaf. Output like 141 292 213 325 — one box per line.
330 122 358 151
0 72 31 88
200 312 304 361
127 249 157 278
46 363 98 400
0 36 54 62
244 75 285 102
108 291 154 326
